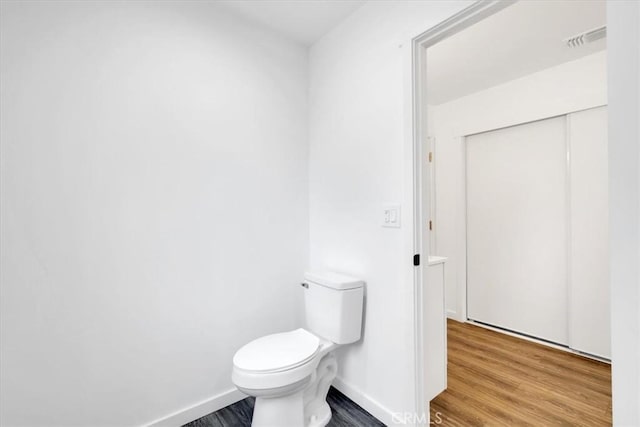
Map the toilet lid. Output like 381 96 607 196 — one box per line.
233 329 320 373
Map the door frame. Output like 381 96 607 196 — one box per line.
408 0 515 421
409 1 640 425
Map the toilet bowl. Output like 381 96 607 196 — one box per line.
232 329 338 427
231 272 364 427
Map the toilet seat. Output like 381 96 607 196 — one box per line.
234 329 320 373
232 329 325 393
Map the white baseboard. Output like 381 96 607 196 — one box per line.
144 388 246 427
145 378 401 427
332 377 396 426
447 309 466 323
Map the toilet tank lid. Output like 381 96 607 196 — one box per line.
304 272 364 290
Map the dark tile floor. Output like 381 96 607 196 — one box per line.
183 386 385 427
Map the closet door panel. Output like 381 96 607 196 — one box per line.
466 116 568 345
569 106 610 358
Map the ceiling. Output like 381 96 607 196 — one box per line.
216 0 366 46
427 0 607 105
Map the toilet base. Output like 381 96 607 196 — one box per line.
306 402 331 427
303 352 337 427
250 352 338 427
252 389 305 427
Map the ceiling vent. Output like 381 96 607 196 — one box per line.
565 25 607 48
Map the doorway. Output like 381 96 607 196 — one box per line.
411 0 613 424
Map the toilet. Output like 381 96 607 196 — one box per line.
232 272 364 427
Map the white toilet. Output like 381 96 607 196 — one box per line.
232 272 364 427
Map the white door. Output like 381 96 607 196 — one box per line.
568 106 610 358
466 116 568 345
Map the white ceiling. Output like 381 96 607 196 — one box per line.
427 0 607 105
216 0 366 46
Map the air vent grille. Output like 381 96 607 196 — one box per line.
565 26 606 48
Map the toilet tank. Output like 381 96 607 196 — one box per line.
302 272 364 344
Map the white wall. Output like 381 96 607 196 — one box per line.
0 2 308 426
429 51 607 320
308 1 471 422
608 1 640 425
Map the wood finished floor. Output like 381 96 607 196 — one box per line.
431 320 612 426
184 386 384 427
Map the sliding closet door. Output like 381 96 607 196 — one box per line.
569 106 610 358
466 116 568 345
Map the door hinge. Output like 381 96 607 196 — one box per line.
429 220 433 231
428 151 433 163
413 254 420 266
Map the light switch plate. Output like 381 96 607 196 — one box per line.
382 205 401 228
